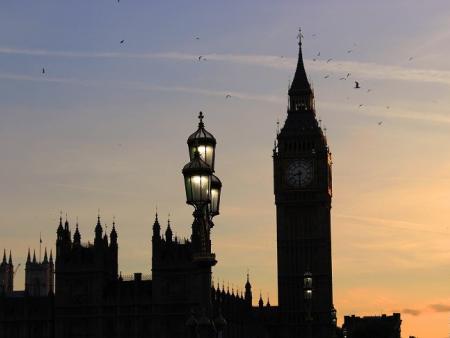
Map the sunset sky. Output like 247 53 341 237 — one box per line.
0 1 449 337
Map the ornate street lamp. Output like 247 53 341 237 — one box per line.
183 112 223 336
182 151 213 207
303 272 313 301
188 111 217 170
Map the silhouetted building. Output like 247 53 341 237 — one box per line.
25 248 54 297
0 33 402 338
273 30 334 338
343 313 401 338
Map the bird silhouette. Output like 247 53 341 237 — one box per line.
354 81 360 89
198 56 203 61
347 50 352 53
378 121 383 126
358 104 364 108
326 58 333 63
195 36 200 40
346 73 351 78
324 75 330 79
225 94 231 99
42 68 45 74
120 40 125 44
408 56 414 61
313 58 317 62
317 52 321 57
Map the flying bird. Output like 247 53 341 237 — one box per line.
408 56 414 61
313 58 317 62
225 94 231 99
347 50 352 53
378 121 383 126
324 75 330 79
354 81 360 89
42 68 45 74
358 104 364 108
326 58 333 63
317 52 321 57
195 36 200 40
346 73 351 78
120 40 125 44
198 56 203 61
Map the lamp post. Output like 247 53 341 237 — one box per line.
183 112 224 338
303 272 313 338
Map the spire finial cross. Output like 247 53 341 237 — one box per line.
297 27 303 45
198 111 204 123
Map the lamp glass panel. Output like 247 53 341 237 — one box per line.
184 177 193 203
210 188 219 215
190 144 215 169
304 275 312 288
189 175 210 203
304 289 312 300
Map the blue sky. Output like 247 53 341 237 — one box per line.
1 1 450 337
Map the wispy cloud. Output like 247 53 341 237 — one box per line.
3 47 450 86
402 308 422 316
429 303 450 313
0 72 282 104
335 213 449 235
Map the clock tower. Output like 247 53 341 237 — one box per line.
273 33 334 338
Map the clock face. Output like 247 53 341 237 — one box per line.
285 160 314 188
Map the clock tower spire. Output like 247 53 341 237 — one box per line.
273 32 334 338
288 28 315 114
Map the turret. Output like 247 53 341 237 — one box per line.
43 248 48 264
73 222 81 246
57 216 64 241
110 220 118 278
0 249 13 295
165 218 173 243
244 272 252 307
103 232 108 247
64 218 71 245
56 216 65 257
258 292 264 309
152 212 161 241
94 215 103 246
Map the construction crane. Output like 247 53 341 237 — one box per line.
13 263 21 276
